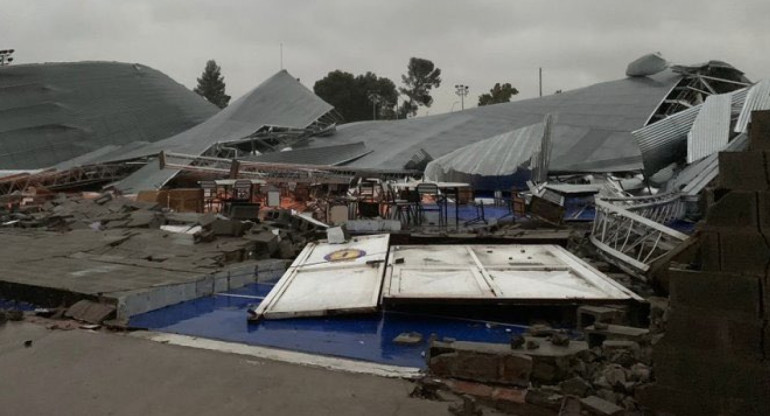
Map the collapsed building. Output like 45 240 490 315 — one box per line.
1 54 769 416
0 61 218 170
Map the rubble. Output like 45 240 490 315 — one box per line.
0 193 305 321
580 395 624 416
6 309 24 321
393 332 423 345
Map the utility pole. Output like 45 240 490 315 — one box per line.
280 43 283 70
0 49 15 66
539 67 543 97
454 84 469 110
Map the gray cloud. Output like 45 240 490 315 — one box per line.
2 0 769 115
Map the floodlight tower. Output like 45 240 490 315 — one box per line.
454 84 469 110
0 49 15 66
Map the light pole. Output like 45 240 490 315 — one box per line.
0 49 15 66
367 91 381 120
454 84 469 110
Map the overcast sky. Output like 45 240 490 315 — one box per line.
2 0 769 116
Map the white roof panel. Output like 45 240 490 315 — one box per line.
253 234 389 320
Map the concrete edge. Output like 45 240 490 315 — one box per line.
131 331 423 379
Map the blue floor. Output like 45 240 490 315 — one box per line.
0 298 37 311
129 283 528 368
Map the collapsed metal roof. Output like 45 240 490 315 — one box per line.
300 70 683 174
423 118 553 189
111 70 337 192
0 61 218 169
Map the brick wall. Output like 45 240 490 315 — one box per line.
638 110 770 416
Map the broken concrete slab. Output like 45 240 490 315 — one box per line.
580 395 623 416
65 300 116 324
559 376 592 397
583 324 649 347
428 340 533 387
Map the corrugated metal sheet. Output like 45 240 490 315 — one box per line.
304 70 684 174
531 114 554 182
0 62 218 169
633 105 701 176
634 89 747 176
687 94 732 163
669 132 748 196
422 122 545 188
734 80 770 133
112 70 335 192
241 142 369 166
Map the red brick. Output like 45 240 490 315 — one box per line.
718 151 769 191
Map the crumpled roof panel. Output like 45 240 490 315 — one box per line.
304 70 682 173
111 70 335 192
0 61 218 169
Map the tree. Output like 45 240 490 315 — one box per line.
399 57 441 117
314 70 398 122
478 83 519 106
194 60 230 109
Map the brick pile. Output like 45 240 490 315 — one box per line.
638 110 770 415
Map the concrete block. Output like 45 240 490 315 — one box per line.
653 343 770 399
636 384 728 416
758 192 770 237
748 109 770 151
428 341 533 387
718 151 769 191
719 230 770 275
664 306 764 358
704 191 758 229
698 230 721 271
580 396 623 416
326 225 350 244
669 269 762 317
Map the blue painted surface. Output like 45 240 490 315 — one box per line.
129 283 527 368
0 298 37 311
666 219 697 235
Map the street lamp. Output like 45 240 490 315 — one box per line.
0 49 15 66
454 84 469 110
367 91 382 120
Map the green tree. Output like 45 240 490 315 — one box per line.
314 70 398 122
399 57 441 117
194 60 230 109
478 82 519 106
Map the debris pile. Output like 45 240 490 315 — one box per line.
416 315 662 415
0 192 323 321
